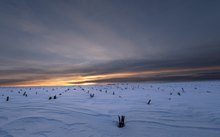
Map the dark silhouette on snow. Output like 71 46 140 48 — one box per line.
118 115 125 128
147 99 151 104
23 92 26 96
6 96 9 101
90 93 94 98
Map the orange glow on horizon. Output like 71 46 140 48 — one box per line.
82 66 220 81
1 66 220 87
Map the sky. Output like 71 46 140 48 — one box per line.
0 0 220 86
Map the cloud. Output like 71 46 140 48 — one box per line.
0 0 220 86
70 68 220 84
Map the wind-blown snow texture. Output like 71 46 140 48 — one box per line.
0 81 220 137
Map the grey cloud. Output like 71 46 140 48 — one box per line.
0 0 220 86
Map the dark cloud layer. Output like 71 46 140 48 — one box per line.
0 0 220 86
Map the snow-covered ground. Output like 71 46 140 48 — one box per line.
0 81 220 137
